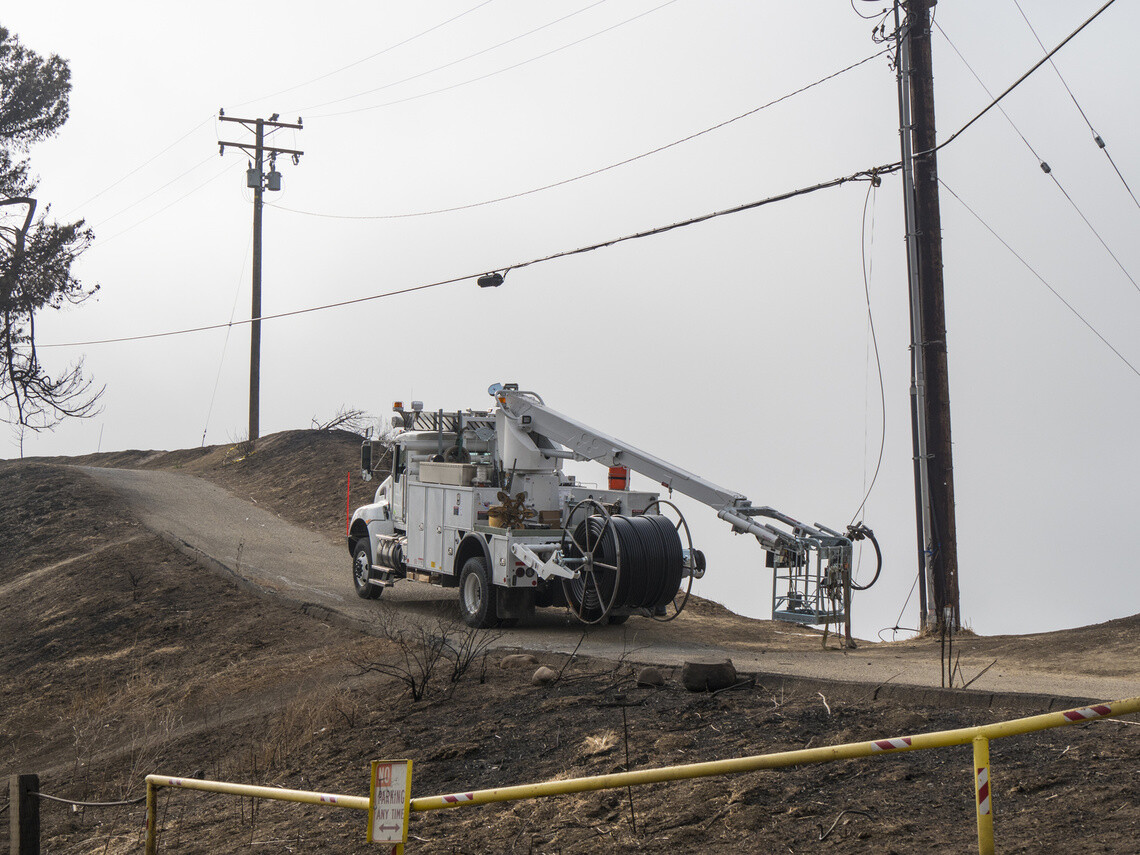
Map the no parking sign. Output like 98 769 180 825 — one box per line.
368 760 413 851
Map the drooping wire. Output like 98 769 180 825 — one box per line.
1011 0 1140 211
850 0 889 21
42 162 897 348
305 0 681 119
940 178 1140 380
269 47 892 221
849 177 886 528
884 568 922 640
202 230 253 446
934 19 1140 297
293 0 613 115
229 0 499 110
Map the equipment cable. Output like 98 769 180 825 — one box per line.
269 47 891 221
940 178 1140 380
849 177 886 528
41 161 897 349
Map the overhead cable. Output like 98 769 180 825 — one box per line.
94 161 242 248
935 19 1140 297
41 161 897 349
922 0 1118 159
1010 0 1140 212
939 179 1140 381
61 116 215 219
90 155 219 229
230 0 499 110
294 0 613 115
269 47 892 221
305 0 681 119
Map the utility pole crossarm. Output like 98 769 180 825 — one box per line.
219 114 304 130
218 141 305 158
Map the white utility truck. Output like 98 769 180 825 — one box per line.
348 384 878 634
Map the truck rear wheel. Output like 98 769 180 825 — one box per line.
352 540 383 600
458 556 496 628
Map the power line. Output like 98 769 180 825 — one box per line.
922 0 1118 158
94 161 242 247
269 47 892 221
89 155 218 229
1010 0 1140 212
293 0 613 115
41 160 896 349
229 0 500 110
61 116 215 219
934 18 1140 297
939 178 1140 380
306 0 682 119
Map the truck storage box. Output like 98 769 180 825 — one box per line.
419 461 477 486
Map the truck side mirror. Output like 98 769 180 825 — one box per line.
361 441 373 481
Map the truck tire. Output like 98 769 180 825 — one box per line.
458 556 496 628
352 539 383 600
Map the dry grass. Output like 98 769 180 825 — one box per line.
582 730 618 756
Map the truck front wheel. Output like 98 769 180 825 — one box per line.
352 540 383 600
459 556 496 628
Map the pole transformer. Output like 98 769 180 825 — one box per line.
217 111 304 444
894 0 960 632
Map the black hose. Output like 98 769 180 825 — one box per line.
847 522 883 590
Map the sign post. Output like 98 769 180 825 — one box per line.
368 760 413 852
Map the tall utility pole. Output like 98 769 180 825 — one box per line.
894 0 960 632
217 111 304 443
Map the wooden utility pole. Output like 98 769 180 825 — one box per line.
217 111 304 443
896 0 960 631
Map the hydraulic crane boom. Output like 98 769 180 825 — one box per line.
493 384 850 560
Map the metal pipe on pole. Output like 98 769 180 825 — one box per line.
894 1 937 628
908 0 961 631
250 118 264 444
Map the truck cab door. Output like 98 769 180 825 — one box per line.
392 446 407 525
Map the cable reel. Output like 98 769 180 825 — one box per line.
644 499 702 622
560 499 691 624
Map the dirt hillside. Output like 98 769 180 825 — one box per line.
3 431 1138 853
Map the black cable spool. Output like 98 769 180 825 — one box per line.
628 515 666 607
650 513 685 607
564 513 684 618
564 515 619 620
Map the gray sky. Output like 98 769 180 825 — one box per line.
5 1 1139 640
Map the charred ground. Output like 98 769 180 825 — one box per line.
2 431 1138 853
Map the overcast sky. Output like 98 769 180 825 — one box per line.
4 1 1138 640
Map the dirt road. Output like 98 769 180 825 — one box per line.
82 465 1140 704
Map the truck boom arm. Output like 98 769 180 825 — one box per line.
495 385 843 554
